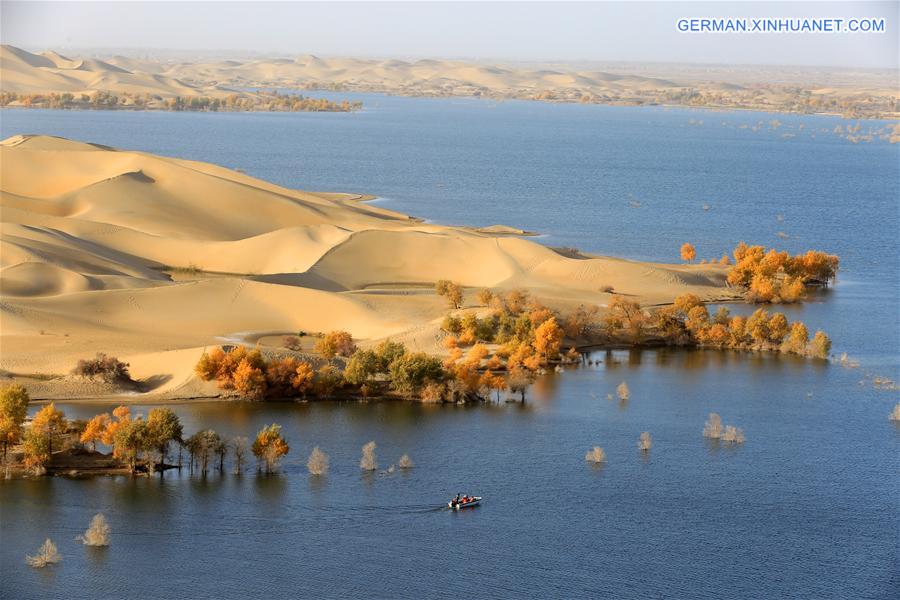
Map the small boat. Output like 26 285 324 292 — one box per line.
448 496 482 510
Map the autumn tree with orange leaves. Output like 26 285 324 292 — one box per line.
252 424 289 473
680 243 697 263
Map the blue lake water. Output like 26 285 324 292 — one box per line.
1 97 898 599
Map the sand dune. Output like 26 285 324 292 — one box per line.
1 45 224 98
0 134 734 399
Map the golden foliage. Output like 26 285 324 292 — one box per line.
466 343 489 364
315 331 356 359
0 384 29 451
232 359 267 400
80 413 110 450
533 317 563 361
727 243 839 304
809 331 832 359
265 357 303 397
252 424 289 473
292 362 315 396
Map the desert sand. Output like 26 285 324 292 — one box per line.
2 45 896 118
0 134 737 400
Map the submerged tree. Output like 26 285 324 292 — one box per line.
307 446 329 476
232 436 249 474
585 447 607 464
890 403 900 422
702 413 724 439
252 424 289 474
26 539 61 568
722 426 745 444
637 432 652 452
113 418 149 474
77 513 111 547
398 453 414 469
359 440 377 471
507 368 532 402
145 408 183 468
185 429 222 474
616 382 630 402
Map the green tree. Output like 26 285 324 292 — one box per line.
22 429 51 472
389 352 445 395
374 339 406 372
314 365 344 398
113 418 149 474
145 408 183 468
344 350 380 385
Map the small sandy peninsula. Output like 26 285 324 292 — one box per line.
0 134 737 401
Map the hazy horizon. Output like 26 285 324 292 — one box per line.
2 1 898 70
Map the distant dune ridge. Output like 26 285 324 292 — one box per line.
1 45 215 97
0 134 735 400
1 44 896 117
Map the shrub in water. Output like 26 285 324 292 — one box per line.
585 447 606 464
360 441 377 471
307 446 329 476
26 539 61 568
638 432 652 451
77 513 110 547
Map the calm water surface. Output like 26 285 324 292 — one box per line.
0 97 898 599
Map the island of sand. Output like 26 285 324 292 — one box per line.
0 134 744 400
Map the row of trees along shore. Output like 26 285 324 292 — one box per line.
1 386 414 477
192 273 833 404
0 387 290 476
0 90 362 112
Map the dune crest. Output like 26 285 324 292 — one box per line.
0 135 734 399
